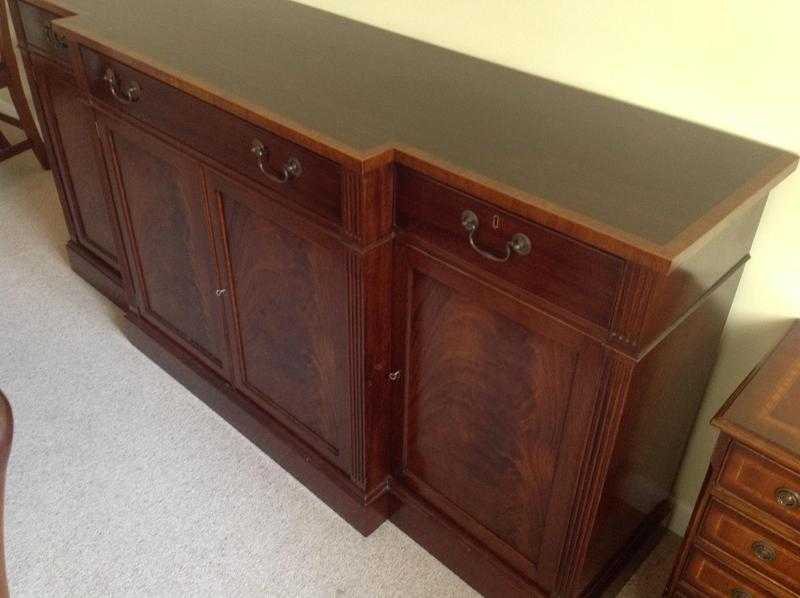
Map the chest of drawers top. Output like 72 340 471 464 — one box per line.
714 322 800 472
667 322 800 598
29 0 796 268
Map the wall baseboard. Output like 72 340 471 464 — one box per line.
667 499 693 537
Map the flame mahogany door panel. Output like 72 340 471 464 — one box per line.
96 115 230 376
31 55 119 268
205 171 353 477
391 241 606 591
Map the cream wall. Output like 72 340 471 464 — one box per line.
291 0 800 534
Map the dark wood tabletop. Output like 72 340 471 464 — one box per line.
36 0 796 252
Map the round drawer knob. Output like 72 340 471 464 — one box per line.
775 487 800 509
751 540 777 562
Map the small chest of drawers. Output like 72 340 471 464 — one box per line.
668 322 800 597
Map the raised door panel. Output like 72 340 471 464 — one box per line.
97 115 228 375
392 242 605 590
206 171 352 476
32 56 118 267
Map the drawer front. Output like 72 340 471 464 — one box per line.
720 443 800 531
17 1 70 64
396 167 625 328
700 499 800 593
80 47 342 223
682 548 779 598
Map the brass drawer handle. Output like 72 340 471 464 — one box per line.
751 540 777 562
776 487 800 509
103 68 141 104
731 589 752 598
42 23 67 49
250 139 302 184
461 210 531 263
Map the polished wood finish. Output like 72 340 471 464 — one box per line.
9 0 125 305
32 54 117 264
700 499 800 594
15 0 69 65
82 46 342 224
396 167 625 329
42 0 797 265
9 1 798 595
634 195 769 349
391 242 605 592
716 323 800 468
97 113 229 375
680 548 784 598
718 444 800 532
65 239 126 308
582 264 744 592
0 392 12 598
123 311 389 536
207 170 352 474
668 322 800 597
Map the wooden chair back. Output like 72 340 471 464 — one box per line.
0 0 47 166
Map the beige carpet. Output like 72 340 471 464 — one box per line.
0 131 678 597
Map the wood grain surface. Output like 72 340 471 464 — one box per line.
391 241 606 590
11 1 800 595
208 170 353 474
714 322 800 466
32 54 118 265
26 0 795 260
699 498 800 594
98 114 230 375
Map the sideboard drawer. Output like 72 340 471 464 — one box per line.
682 548 783 598
699 499 800 594
17 0 70 64
80 47 342 223
396 167 625 327
720 443 800 530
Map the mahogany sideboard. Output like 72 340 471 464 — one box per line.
9 0 797 595
667 322 800 597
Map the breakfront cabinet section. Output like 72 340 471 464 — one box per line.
390 240 607 592
16 0 796 593
10 0 125 306
205 171 355 477
94 106 384 485
96 115 230 376
31 55 118 266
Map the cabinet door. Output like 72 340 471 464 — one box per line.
392 242 605 589
97 115 229 376
206 171 353 476
31 55 119 268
